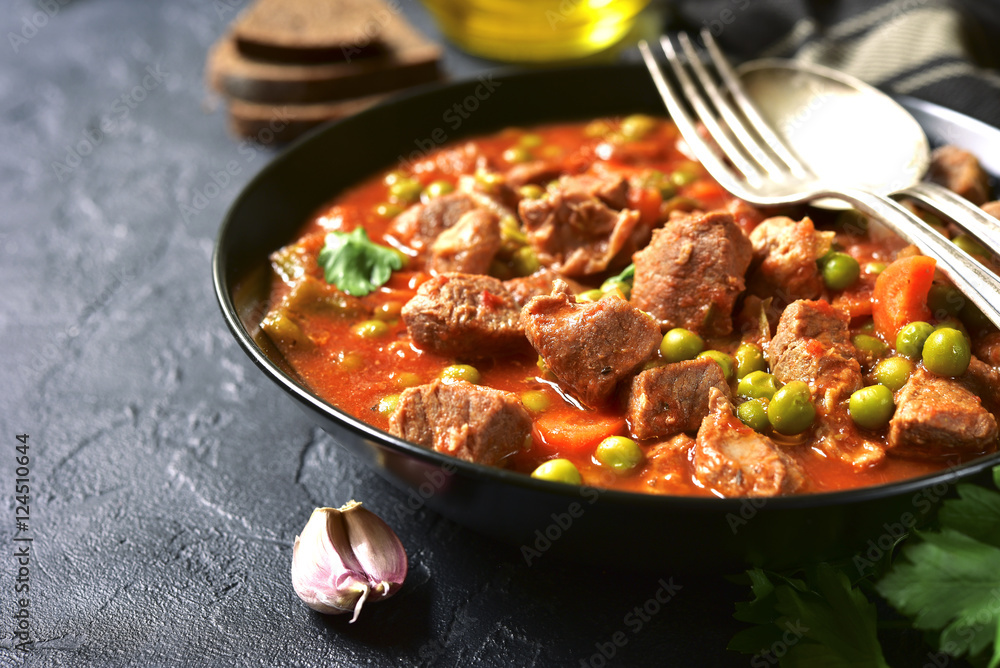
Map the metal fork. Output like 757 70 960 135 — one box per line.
638 31 1000 331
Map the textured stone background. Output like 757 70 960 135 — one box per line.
1 1 988 667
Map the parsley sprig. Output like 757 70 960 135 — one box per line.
317 228 403 297
731 466 1000 667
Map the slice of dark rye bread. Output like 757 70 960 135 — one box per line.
225 94 388 142
208 20 441 105
232 0 393 63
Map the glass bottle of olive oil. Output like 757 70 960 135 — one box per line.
420 0 652 62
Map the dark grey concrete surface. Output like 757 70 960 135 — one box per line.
1 1 991 667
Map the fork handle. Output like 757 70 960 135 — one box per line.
835 187 1000 331
895 182 1000 252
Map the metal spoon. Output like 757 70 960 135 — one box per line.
736 59 1000 250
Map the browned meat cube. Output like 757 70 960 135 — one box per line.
428 209 501 275
401 273 525 358
888 367 998 458
928 145 991 205
521 281 661 408
643 434 696 494
505 160 563 188
387 192 480 257
692 388 802 497
389 380 531 466
518 173 639 276
502 269 583 308
631 210 752 337
963 357 1000 413
748 215 827 301
625 357 732 440
768 300 884 469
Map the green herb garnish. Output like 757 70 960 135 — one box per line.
317 228 403 297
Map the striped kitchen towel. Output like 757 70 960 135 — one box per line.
669 0 1000 128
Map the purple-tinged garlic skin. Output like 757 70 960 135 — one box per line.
291 501 407 622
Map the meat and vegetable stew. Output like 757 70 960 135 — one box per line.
258 115 1000 497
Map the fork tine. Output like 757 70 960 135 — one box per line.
676 33 789 181
637 40 752 200
700 29 812 179
656 35 767 188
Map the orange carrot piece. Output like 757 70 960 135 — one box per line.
531 409 626 457
872 255 936 341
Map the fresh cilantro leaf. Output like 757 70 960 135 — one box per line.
877 470 1000 667
317 228 403 297
730 564 889 667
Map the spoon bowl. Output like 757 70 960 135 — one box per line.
737 58 931 207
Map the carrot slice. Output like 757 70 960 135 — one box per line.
627 186 662 228
532 409 626 457
872 255 936 341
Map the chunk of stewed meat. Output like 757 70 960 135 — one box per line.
962 357 1000 414
625 357 732 440
928 145 991 205
518 173 639 276
505 160 563 189
888 367 998 458
631 210 752 336
643 434 696 494
768 300 885 468
748 216 827 301
387 193 481 257
521 280 661 408
428 209 501 275
692 388 802 497
389 380 531 467
402 273 525 358
502 269 583 308
983 201 1000 220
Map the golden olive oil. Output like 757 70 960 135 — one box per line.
420 0 652 62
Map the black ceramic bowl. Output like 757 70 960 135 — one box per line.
213 64 1000 572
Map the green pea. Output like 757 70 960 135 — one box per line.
374 300 403 321
934 317 970 341
377 394 400 418
660 328 704 363
767 381 815 435
697 350 735 382
424 180 455 199
835 209 869 235
620 114 657 140
353 319 389 338
896 321 934 359
520 390 551 413
338 351 364 372
600 279 631 300
519 133 543 148
531 458 582 485
952 234 989 259
960 300 994 337
927 284 964 319
821 251 861 290
503 146 532 164
440 364 481 384
734 342 767 379
475 171 503 192
859 319 876 332
849 385 895 430
852 334 888 357
395 372 421 389
576 289 603 303
584 120 612 137
737 398 771 433
872 356 914 392
922 328 971 377
512 246 540 276
669 161 700 187
388 178 423 204
595 436 643 474
374 202 404 218
518 184 545 200
383 170 407 186
864 261 887 275
737 370 782 401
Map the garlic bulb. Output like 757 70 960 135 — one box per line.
291 501 407 622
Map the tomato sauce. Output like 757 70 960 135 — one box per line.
262 117 983 497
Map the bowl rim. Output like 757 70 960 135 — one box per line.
212 61 1000 511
